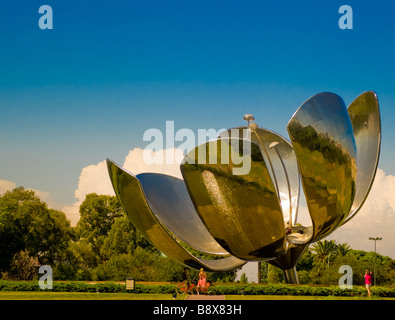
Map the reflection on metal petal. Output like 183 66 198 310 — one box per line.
181 138 286 261
136 172 229 255
342 91 381 224
106 159 246 271
105 90 381 283
287 92 357 243
219 127 300 228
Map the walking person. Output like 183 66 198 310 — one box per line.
364 270 373 297
197 268 207 295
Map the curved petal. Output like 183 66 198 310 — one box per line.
342 91 381 224
219 127 300 227
181 138 286 260
136 172 229 255
287 92 357 243
106 159 246 271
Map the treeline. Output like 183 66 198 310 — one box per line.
259 240 395 286
0 187 235 282
1 187 394 285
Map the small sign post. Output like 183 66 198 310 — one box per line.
126 278 135 291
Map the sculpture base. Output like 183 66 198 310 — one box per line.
283 267 299 284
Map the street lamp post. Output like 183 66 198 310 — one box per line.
368 237 382 286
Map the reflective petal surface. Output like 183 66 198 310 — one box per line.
137 172 228 255
181 138 286 260
105 90 381 283
287 92 357 243
220 127 300 227
343 91 381 224
107 159 246 271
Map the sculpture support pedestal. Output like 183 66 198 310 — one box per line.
268 245 307 284
283 267 299 284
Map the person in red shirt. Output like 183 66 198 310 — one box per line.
364 270 373 297
197 268 207 295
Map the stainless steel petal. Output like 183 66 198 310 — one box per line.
287 92 357 243
219 127 300 227
106 159 246 271
181 138 286 261
342 91 381 224
136 172 229 255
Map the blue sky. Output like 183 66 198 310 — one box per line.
1 1 395 255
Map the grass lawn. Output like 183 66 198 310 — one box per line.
1 291 394 300
0 291 187 300
226 295 395 300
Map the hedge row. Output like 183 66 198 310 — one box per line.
0 280 176 294
210 284 395 297
1 281 394 297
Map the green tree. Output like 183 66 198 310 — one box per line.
100 216 152 259
260 261 269 283
311 240 338 272
267 264 284 283
26 208 72 265
76 193 124 258
337 242 351 256
77 193 124 237
239 272 248 284
61 240 100 280
297 248 314 271
92 247 179 281
0 187 44 271
386 259 395 285
67 193 159 280
1 250 39 280
209 269 238 283
0 187 72 273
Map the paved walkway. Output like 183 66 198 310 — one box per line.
186 295 225 300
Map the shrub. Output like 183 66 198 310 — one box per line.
0 280 394 297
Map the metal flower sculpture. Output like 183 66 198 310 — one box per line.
106 91 380 284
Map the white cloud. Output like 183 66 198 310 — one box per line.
30 189 51 202
63 148 184 226
122 147 183 179
342 168 395 225
0 178 51 203
61 202 81 227
74 161 115 201
62 160 115 226
0 179 58 213
327 168 395 258
0 179 16 194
